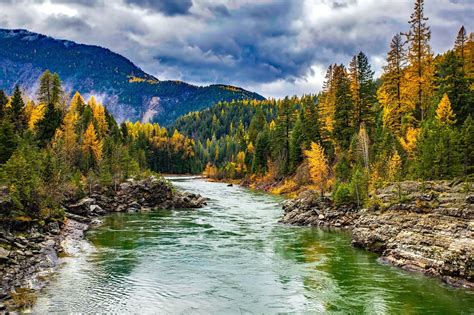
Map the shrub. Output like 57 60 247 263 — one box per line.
332 182 353 206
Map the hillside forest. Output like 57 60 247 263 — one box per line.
173 0 473 202
0 0 472 226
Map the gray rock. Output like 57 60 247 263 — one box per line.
0 247 10 260
90 204 106 215
67 197 96 215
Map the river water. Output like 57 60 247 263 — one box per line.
33 177 474 314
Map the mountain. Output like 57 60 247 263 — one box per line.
0 29 264 124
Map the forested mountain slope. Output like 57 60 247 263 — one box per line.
0 29 264 124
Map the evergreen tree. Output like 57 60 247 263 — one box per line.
302 96 321 147
0 119 17 163
36 102 63 147
404 0 433 122
273 97 294 176
252 129 270 174
38 70 53 105
435 51 472 123
0 89 7 118
378 34 406 135
289 110 305 173
454 25 467 72
460 116 473 175
8 85 27 133
248 106 266 145
332 65 354 150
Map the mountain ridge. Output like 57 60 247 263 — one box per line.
0 28 265 124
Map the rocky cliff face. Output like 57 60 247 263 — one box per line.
0 176 207 311
281 181 473 288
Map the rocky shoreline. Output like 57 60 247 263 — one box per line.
0 176 206 312
281 181 473 289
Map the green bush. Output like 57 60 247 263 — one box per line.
332 182 353 206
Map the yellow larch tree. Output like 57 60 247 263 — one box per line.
82 122 102 163
88 96 108 136
435 94 456 125
304 142 331 195
387 151 402 182
70 91 85 114
399 126 420 159
236 151 246 175
25 100 46 130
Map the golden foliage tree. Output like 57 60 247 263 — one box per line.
236 151 246 175
304 142 331 195
25 101 46 130
399 126 420 159
82 122 102 163
436 94 456 125
88 96 108 136
387 151 402 182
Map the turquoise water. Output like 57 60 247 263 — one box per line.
33 177 474 314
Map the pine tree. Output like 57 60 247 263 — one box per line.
51 73 64 107
252 129 270 174
248 106 266 145
273 97 294 176
332 65 354 150
302 96 321 146
8 85 27 133
350 52 376 129
435 51 471 123
320 65 336 137
404 0 433 122
454 26 467 72
38 70 53 105
289 110 304 173
38 70 63 107
0 119 17 163
0 90 8 118
36 102 63 147
460 116 473 175
379 34 406 135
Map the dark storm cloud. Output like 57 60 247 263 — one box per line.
44 14 92 33
0 0 471 97
125 0 193 16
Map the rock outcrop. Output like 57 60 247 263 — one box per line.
65 176 207 217
280 181 474 289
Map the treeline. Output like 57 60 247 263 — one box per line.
174 0 473 203
0 71 196 224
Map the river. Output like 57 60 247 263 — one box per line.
33 177 474 314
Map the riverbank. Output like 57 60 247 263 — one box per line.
280 180 474 289
0 176 206 312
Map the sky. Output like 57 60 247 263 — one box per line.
0 0 472 98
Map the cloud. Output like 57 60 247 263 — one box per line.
0 0 471 98
125 0 193 16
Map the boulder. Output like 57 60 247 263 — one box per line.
0 247 10 260
66 198 95 215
